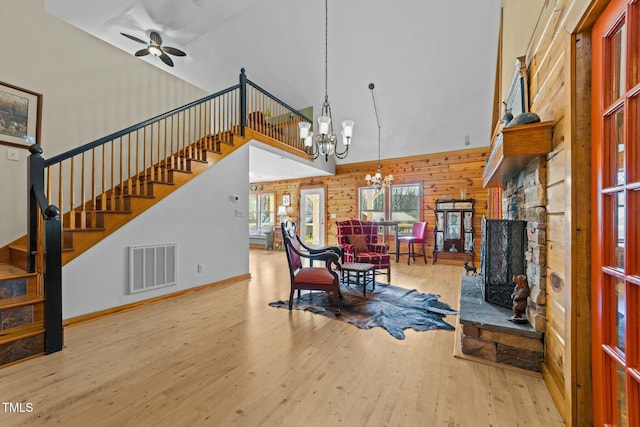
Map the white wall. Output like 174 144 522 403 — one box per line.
62 145 250 319
0 0 207 247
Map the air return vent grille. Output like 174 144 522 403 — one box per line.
129 244 177 294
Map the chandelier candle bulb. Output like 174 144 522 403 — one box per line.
304 133 313 147
318 116 331 135
299 122 311 139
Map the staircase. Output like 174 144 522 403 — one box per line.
0 267 43 366
0 69 313 368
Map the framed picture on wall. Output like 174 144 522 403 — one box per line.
0 81 42 148
282 193 290 206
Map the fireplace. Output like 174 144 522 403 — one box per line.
458 218 542 372
480 218 526 308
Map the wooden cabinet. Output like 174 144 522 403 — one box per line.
433 199 474 265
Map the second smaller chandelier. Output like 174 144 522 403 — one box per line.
365 83 393 190
298 0 354 162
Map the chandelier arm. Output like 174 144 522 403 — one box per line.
309 143 320 159
334 145 349 159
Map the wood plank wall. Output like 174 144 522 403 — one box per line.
527 0 572 420
252 147 490 265
522 0 595 424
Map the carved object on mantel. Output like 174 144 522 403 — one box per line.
482 121 553 188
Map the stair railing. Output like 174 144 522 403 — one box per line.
243 68 312 152
26 69 312 355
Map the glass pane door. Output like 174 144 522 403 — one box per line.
300 188 325 246
592 1 639 425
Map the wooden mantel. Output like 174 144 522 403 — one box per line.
482 121 553 188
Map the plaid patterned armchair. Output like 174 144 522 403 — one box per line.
335 220 391 279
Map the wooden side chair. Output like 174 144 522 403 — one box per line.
398 222 428 265
281 223 341 313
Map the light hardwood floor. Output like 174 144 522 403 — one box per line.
0 250 563 426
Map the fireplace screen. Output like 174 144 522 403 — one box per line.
482 219 526 307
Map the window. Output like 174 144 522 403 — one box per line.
390 184 421 234
358 184 422 235
248 193 275 235
359 187 385 221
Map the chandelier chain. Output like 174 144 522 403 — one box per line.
324 0 328 101
365 83 393 190
370 88 381 164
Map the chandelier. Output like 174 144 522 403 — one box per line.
365 83 393 190
298 0 354 162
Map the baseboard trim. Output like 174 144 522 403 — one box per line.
63 273 251 327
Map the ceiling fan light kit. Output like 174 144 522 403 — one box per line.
121 30 186 67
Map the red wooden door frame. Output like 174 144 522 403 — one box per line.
592 0 639 425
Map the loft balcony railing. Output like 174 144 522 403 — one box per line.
26 68 313 354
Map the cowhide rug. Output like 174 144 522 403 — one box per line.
268 282 458 339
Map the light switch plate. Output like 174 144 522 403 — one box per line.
7 148 19 161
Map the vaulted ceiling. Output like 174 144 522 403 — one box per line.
45 0 501 180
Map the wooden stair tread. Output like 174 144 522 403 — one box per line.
63 227 106 233
0 264 32 279
115 194 155 199
0 321 44 346
91 209 133 215
187 158 208 164
0 295 44 310
166 168 193 174
142 179 175 185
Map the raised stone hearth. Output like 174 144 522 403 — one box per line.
459 275 543 372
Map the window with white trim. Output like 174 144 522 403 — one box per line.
248 193 275 235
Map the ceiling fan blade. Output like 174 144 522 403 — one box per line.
134 48 150 57
149 31 162 46
121 32 147 44
159 52 174 67
163 46 186 57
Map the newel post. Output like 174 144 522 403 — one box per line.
27 144 44 273
44 204 63 354
239 67 247 137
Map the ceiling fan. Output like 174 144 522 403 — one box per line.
121 31 186 67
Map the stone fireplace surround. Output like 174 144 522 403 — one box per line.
458 157 547 372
